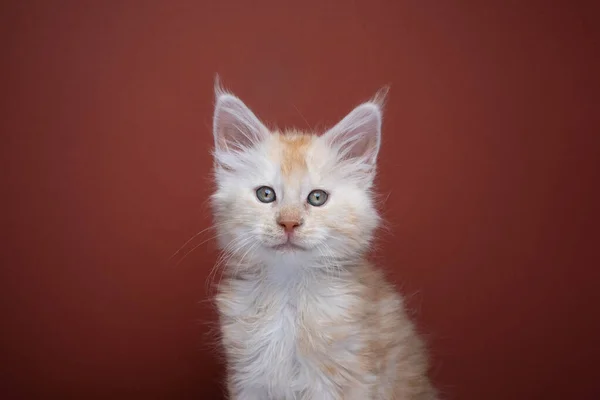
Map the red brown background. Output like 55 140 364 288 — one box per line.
1 1 599 399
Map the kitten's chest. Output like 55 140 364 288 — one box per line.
218 278 354 394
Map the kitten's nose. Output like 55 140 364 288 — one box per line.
278 219 302 234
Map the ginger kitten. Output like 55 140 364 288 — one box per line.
210 81 437 400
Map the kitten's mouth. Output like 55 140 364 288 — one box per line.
272 241 305 252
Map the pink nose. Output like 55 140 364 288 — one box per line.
278 219 301 233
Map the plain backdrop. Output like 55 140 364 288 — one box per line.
1 1 599 398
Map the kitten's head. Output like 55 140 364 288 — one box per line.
210 81 386 269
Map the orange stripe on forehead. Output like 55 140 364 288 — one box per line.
278 132 314 176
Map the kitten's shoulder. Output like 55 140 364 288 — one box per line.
352 259 403 301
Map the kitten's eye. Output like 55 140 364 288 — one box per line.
307 189 328 207
256 186 276 203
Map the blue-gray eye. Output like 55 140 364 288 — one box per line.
307 189 328 206
256 186 276 203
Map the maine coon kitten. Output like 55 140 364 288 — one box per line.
210 81 437 400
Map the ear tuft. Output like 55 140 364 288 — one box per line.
214 73 228 100
371 85 390 109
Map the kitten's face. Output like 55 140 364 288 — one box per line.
211 83 386 267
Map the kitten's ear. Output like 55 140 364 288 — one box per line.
212 77 269 153
322 87 388 168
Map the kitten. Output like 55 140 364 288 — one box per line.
210 80 437 400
